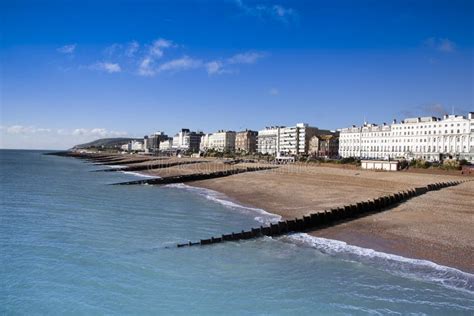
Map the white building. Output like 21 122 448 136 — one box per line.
257 126 282 155
159 139 173 151
339 113 474 162
200 130 236 152
361 160 399 171
172 129 203 152
258 123 334 156
121 140 144 152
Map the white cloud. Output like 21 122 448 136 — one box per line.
0 125 129 149
90 62 122 73
72 128 126 137
423 37 456 53
205 60 224 75
138 57 156 76
64 38 265 77
2 125 52 134
205 52 265 75
104 41 140 57
235 1 298 23
158 56 202 73
149 38 174 58
269 88 279 95
228 52 265 64
272 5 296 20
125 41 140 57
137 38 175 76
57 44 77 54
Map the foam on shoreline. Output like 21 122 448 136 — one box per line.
114 171 474 294
165 183 281 225
287 233 474 294
120 171 160 178
106 164 127 169
168 183 474 293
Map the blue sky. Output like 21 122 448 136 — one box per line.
1 0 473 149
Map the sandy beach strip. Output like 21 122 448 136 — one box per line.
310 180 474 273
187 164 473 272
98 154 473 272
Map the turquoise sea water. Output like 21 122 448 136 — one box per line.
1 149 473 315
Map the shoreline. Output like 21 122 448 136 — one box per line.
166 181 474 293
100 155 473 275
184 165 473 274
191 179 474 274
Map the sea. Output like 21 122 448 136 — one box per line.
1 149 473 315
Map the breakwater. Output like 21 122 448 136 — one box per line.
112 166 276 185
176 180 469 248
96 160 210 172
93 158 152 165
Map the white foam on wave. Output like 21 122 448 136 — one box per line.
106 164 127 169
287 233 474 294
160 183 473 294
120 171 160 179
165 183 281 225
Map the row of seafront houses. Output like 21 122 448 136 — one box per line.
122 112 474 163
122 123 339 161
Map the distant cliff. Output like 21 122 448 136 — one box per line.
73 138 141 149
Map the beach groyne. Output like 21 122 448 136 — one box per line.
96 160 210 172
176 180 470 248
46 151 277 185
112 166 277 185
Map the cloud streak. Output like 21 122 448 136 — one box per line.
125 41 140 57
235 0 298 23
228 52 265 64
57 44 77 54
157 56 202 73
90 62 122 73
64 37 265 77
137 38 175 76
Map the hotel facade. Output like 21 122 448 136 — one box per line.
235 130 258 153
257 126 282 155
172 129 204 152
200 130 236 152
257 123 336 156
339 113 474 162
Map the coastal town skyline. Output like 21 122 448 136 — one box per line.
1 0 473 149
2 1 474 314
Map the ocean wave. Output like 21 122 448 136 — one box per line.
120 171 160 178
164 184 473 294
165 183 281 225
287 233 474 294
106 164 127 169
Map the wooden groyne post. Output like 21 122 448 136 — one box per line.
176 180 470 248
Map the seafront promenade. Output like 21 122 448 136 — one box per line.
50 151 474 273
